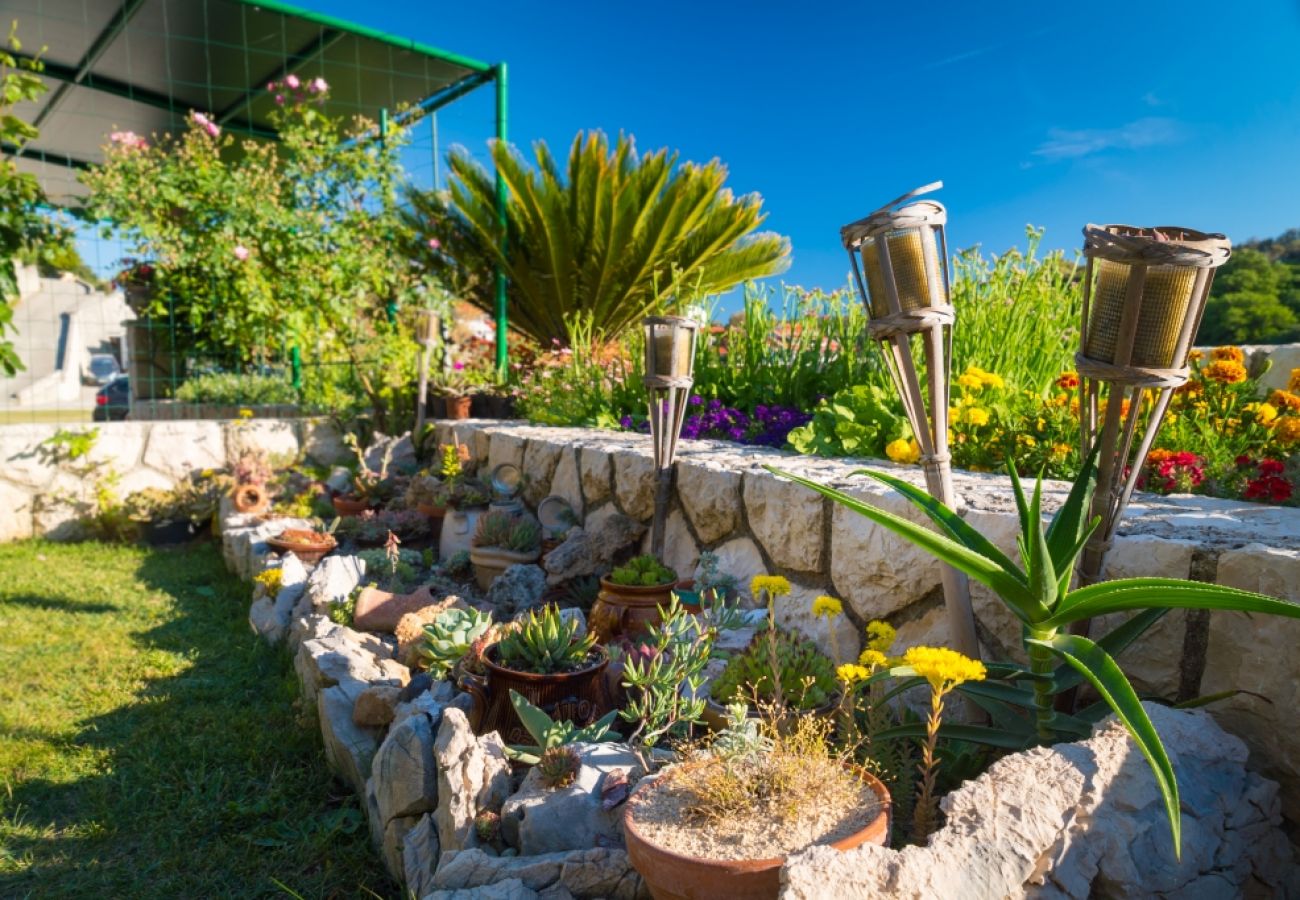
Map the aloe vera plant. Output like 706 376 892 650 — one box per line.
768 454 1300 857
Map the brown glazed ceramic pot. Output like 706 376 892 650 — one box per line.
589 578 677 643
331 494 371 517
460 644 612 745
266 529 337 566
231 483 269 514
623 766 891 900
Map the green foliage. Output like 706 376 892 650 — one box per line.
410 130 790 346
442 549 473 579
505 689 620 765
1200 247 1300 344
516 311 647 427
503 517 542 553
328 586 361 627
175 371 298 406
419 607 494 678
609 554 677 587
710 629 837 711
495 605 597 675
770 452 1300 857
536 745 582 789
786 383 908 458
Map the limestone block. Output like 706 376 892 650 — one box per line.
548 447 584 520
86 422 148 472
430 847 646 900
543 511 646 585
522 440 562 507
353 685 402 726
775 581 861 664
299 419 347 466
225 418 300 466
370 712 439 825
660 509 699 581
961 508 1028 662
0 424 59 488
1202 543 1300 816
0 480 33 542
141 420 225 480
828 481 942 621
488 431 526 475
295 629 401 707
713 536 768 604
402 812 440 900
318 684 381 797
433 707 513 853
743 471 823 573
114 467 175 498
578 446 613 505
676 461 741 544
782 704 1296 899
32 471 93 540
306 554 366 610
613 452 656 522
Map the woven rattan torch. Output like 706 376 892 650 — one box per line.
643 315 700 557
1074 225 1231 605
841 182 980 660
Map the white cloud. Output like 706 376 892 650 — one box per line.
1032 117 1184 161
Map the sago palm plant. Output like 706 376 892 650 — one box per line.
405 130 790 345
769 455 1300 856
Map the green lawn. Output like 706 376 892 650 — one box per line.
0 540 396 899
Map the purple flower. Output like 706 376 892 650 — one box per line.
689 395 703 406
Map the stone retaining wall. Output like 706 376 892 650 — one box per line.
0 418 350 541
431 420 1300 818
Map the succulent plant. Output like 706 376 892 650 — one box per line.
471 510 515 548
710 629 837 711
536 745 581 789
503 517 541 553
473 809 501 842
504 689 621 764
419 607 495 678
443 549 473 579
608 554 677 588
495 605 597 675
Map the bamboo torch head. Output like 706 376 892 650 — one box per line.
642 315 699 471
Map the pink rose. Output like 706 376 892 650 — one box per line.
190 111 220 138
310 77 328 93
233 245 250 261
427 237 441 250
285 74 300 89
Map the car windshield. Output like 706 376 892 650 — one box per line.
90 357 118 376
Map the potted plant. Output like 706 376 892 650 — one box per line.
702 628 838 730
460 604 613 745
430 365 473 420
437 476 491 562
590 554 679 642
469 510 542 590
266 526 338 565
418 607 495 679
333 433 394 517
406 473 445 528
231 449 273 514
336 508 432 547
622 706 891 899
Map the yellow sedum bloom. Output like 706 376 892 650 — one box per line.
836 663 872 684
963 407 990 427
750 574 791 598
885 438 921 464
811 595 842 618
865 620 896 653
858 649 888 670
903 645 987 693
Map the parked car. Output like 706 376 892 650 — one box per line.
93 376 130 421
84 353 122 386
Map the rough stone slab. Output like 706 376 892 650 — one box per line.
430 847 647 900
0 479 34 542
371 712 439 825
225 418 300 465
522 440 562 507
301 418 350 466
0 424 59 489
86 421 148 472
548 447 584 520
306 554 366 611
711 536 767 603
775 581 861 664
744 470 823 573
659 509 699 581
578 446 613 505
403 813 441 900
433 707 513 854
318 685 381 797
676 460 740 544
612 452 656 522
488 432 527 475
140 420 225 479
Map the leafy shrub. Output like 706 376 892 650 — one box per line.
175 371 296 406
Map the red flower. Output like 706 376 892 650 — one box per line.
1259 459 1285 477
1245 475 1293 503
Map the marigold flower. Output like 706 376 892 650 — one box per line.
1055 371 1080 390
1276 417 1300 444
956 372 984 392
1203 359 1247 384
885 437 921 464
865 620 896 652
858 649 889 669
903 646 987 692
811 595 842 618
1290 368 1300 393
750 574 791 599
1269 390 1300 413
963 407 990 427
1253 403 1279 426
1051 442 1072 460
837 663 872 684
1210 346 1245 364
238 408 253 419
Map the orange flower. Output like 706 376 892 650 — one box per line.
1276 416 1300 444
1202 359 1247 384
1055 371 1080 390
1270 390 1300 413
1188 349 1205 362
1210 346 1245 364
1289 367 1300 393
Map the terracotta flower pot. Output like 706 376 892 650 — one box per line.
460 644 613 745
417 501 447 544
469 545 542 591
332 494 372 517
444 395 472 420
590 577 677 643
231 483 269 514
623 766 891 900
266 529 337 565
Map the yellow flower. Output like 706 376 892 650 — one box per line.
1051 442 1072 460
1210 346 1245 364
885 438 921 464
811 595 842 619
902 645 987 693
1203 359 1247 384
1290 367 1300 393
238 407 254 419
963 407 990 427
1252 403 1279 426
750 574 791 599
1277 416 1300 444
979 371 1005 390
200 468 215 478
858 649 888 670
956 372 984 392
1018 434 1037 448
1269 390 1300 413
836 663 872 685
865 620 896 652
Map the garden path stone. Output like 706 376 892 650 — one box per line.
781 704 1297 899
432 708 513 854
427 847 646 900
500 743 644 855
487 564 546 616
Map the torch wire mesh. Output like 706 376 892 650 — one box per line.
1084 260 1197 369
861 228 943 319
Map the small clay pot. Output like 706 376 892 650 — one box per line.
332 494 372 517
460 644 612 745
444 395 472 420
469 545 542 591
623 765 891 900
266 529 337 565
231 483 268 514
590 577 677 643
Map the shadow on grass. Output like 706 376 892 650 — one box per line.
0 540 396 900
2 594 120 615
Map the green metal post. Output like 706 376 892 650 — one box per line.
379 107 398 324
290 346 302 391
493 63 509 380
